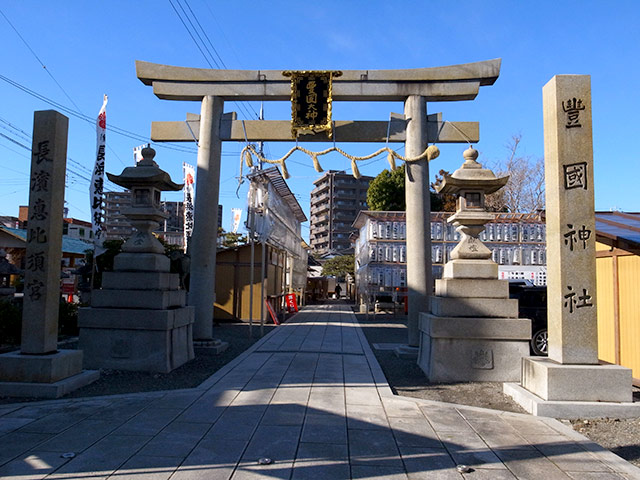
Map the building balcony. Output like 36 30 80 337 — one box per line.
311 224 329 235
311 203 330 215
311 214 330 224
311 192 331 204
334 179 356 187
333 189 356 199
311 182 330 195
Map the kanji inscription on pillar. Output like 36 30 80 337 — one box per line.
21 111 69 355
543 75 597 364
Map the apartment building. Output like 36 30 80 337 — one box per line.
103 191 221 247
103 191 135 241
309 170 372 256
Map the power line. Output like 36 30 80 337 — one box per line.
168 0 219 68
0 73 198 155
196 0 259 120
0 126 124 193
0 7 84 114
168 0 257 121
0 132 29 151
0 9 132 170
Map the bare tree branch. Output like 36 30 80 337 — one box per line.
485 134 544 213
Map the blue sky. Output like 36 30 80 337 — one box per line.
1 1 638 240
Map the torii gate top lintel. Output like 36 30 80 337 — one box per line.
136 58 501 102
136 58 501 85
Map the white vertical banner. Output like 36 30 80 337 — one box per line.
133 144 145 164
183 162 195 252
231 208 242 233
91 94 107 253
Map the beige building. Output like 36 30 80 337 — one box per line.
309 170 372 257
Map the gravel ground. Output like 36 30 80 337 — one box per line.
355 308 640 468
2 303 639 467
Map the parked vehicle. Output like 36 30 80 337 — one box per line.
509 282 548 356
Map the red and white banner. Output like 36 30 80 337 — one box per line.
133 144 145 164
183 162 195 252
231 208 242 233
91 94 107 252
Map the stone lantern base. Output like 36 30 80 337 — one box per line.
418 261 532 382
78 253 195 373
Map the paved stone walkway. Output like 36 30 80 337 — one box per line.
1 303 639 479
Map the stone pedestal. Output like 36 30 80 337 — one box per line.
79 253 195 373
418 277 531 382
504 357 639 418
0 350 99 399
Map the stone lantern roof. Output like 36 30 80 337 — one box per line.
106 145 183 191
436 147 509 195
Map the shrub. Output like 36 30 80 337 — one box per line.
0 300 21 345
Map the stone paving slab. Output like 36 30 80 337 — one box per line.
0 303 639 479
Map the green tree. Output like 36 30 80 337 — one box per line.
431 169 457 212
367 164 448 212
322 255 354 279
367 166 406 211
222 232 247 248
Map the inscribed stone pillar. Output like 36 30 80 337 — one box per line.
22 110 68 354
404 95 431 347
189 95 223 340
543 75 598 365
503 75 634 416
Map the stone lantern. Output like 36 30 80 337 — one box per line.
436 147 508 268
417 147 531 383
79 146 195 373
106 145 182 254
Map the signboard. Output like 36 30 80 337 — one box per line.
283 70 342 138
285 293 298 313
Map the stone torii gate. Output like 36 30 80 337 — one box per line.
136 59 501 347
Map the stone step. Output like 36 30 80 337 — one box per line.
442 259 498 279
91 289 186 310
435 278 509 298
79 306 194 330
113 253 170 272
418 314 531 382
430 296 519 318
102 271 180 290
419 313 531 340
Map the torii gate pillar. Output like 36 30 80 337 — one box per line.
404 96 430 347
190 96 223 340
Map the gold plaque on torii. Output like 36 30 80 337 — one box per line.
282 70 342 138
